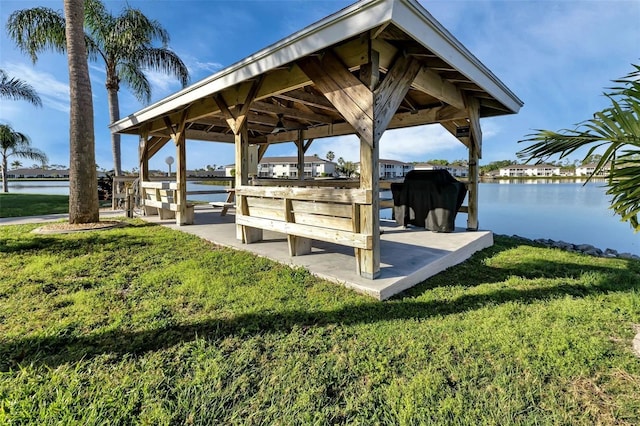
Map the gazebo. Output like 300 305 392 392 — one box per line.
111 0 522 281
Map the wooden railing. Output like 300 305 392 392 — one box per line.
235 185 373 250
140 181 194 221
111 176 234 210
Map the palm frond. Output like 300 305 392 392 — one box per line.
6 7 66 63
518 64 640 231
0 69 42 106
135 48 190 88
118 63 151 104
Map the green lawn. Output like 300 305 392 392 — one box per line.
0 193 69 217
1 220 639 424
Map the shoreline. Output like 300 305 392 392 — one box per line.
505 234 640 260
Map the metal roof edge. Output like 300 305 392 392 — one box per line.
111 0 394 133
393 0 523 113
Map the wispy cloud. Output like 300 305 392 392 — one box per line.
301 125 468 164
4 62 69 113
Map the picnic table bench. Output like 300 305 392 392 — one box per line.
209 189 235 216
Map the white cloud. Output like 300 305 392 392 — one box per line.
4 62 69 113
302 125 467 164
379 126 462 162
144 70 184 98
189 60 223 75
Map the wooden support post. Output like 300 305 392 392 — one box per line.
285 197 311 256
296 132 305 181
465 95 482 231
236 122 262 243
214 77 263 242
357 133 380 279
357 44 381 279
467 136 479 231
176 131 189 225
139 134 150 182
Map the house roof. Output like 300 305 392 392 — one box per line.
110 0 522 146
379 159 412 165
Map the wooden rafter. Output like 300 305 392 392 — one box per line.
465 95 482 157
373 54 421 144
214 76 264 135
297 50 374 144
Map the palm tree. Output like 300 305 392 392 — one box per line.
0 69 42 107
518 64 640 231
0 124 48 193
64 0 99 223
10 160 22 169
7 0 190 177
326 151 335 162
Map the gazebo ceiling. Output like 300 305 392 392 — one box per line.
110 0 523 146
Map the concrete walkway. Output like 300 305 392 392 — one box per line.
2 206 493 300
144 206 493 300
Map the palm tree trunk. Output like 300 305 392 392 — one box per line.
107 86 122 177
1 155 8 193
64 0 99 223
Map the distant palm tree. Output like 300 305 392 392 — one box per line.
326 151 335 162
10 160 22 169
518 64 640 231
7 0 190 177
0 69 42 107
0 124 48 192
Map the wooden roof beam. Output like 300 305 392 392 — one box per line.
411 67 465 110
267 104 468 143
297 50 374 144
250 100 335 124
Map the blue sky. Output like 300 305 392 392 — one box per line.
1 0 639 173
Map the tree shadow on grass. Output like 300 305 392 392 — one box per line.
2 253 638 372
0 221 162 255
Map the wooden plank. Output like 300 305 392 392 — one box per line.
246 196 283 210
141 181 172 189
236 214 372 249
290 200 352 217
292 212 354 232
246 206 286 221
252 179 359 188
237 186 371 204
379 199 394 209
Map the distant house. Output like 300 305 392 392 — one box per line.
415 162 468 178
5 168 70 179
575 162 611 177
245 156 337 178
223 164 235 177
188 169 226 178
356 159 413 179
498 164 560 177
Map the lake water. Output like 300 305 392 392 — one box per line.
6 180 639 255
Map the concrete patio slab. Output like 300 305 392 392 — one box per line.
143 206 493 300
